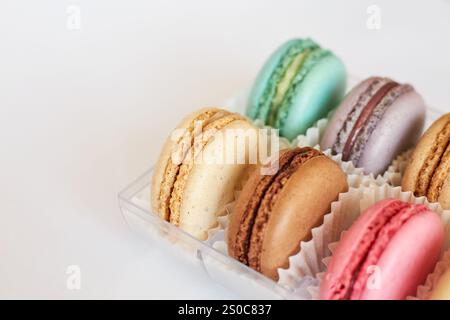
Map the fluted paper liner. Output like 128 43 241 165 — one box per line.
292 116 417 187
298 185 450 300
413 249 450 300
382 149 413 187
292 117 329 148
208 149 391 299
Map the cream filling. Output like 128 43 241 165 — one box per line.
168 113 243 226
268 51 309 125
157 110 219 220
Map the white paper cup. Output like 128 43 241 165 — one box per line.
294 185 450 299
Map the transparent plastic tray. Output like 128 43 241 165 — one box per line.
118 83 444 299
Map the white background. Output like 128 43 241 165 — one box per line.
1 0 449 299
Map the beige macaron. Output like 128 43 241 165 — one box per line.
402 113 450 209
151 107 258 240
430 266 450 300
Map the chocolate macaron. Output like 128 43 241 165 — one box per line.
402 113 450 209
321 77 426 176
227 147 348 280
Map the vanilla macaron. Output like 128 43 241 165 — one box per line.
151 108 258 240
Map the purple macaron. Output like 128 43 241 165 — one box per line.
320 77 426 176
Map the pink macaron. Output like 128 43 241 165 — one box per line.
320 199 444 300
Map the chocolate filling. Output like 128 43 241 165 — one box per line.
233 147 322 268
248 150 321 271
233 149 299 265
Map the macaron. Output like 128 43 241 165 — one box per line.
151 107 257 240
227 147 348 280
430 267 450 300
429 251 450 300
320 77 426 176
320 199 444 300
247 38 346 140
402 113 450 209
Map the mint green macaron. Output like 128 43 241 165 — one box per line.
246 39 346 140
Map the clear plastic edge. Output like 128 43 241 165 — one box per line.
118 168 301 299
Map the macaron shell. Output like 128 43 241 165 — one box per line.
358 89 425 176
402 113 450 197
152 136 177 214
438 173 450 209
428 144 450 203
260 155 348 280
320 77 378 150
360 211 443 300
247 39 310 120
320 199 443 300
151 107 221 214
247 148 323 272
227 148 302 264
179 119 257 240
226 163 261 258
430 268 450 300
279 54 346 140
320 199 401 299
169 112 245 226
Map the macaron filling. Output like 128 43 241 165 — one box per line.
158 110 243 224
254 40 319 124
326 201 428 300
232 149 299 265
273 49 332 130
169 112 243 225
415 120 450 201
248 149 322 271
332 78 413 165
266 50 310 126
341 81 399 160
233 147 322 269
332 78 388 156
157 109 220 220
